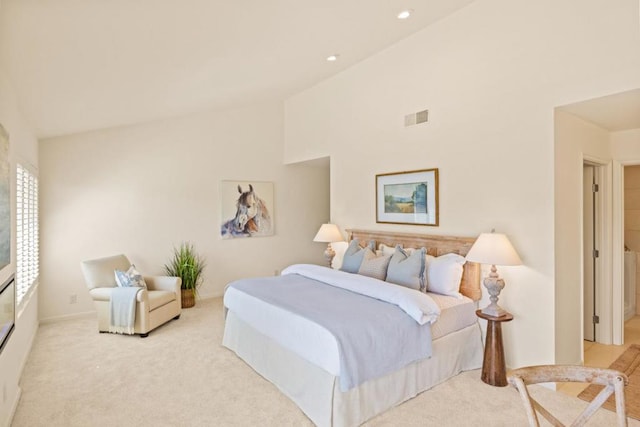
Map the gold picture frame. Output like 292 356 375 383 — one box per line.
376 168 439 226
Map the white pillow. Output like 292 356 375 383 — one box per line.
423 254 434 288
426 253 465 298
377 243 396 257
330 241 349 269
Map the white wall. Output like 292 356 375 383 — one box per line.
285 0 640 368
612 129 640 161
0 69 39 426
554 110 612 364
553 120 640 360
39 102 329 320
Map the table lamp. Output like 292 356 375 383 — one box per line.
313 224 344 267
465 231 522 317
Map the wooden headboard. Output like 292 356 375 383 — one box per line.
346 229 481 301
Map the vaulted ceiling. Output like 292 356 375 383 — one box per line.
0 0 476 138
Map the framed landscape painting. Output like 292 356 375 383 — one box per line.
220 180 274 239
376 168 439 226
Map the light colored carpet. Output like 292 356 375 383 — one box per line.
11 298 640 427
579 343 640 420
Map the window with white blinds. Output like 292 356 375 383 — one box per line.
16 164 39 305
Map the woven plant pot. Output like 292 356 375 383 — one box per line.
181 289 196 308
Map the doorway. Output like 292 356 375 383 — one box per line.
554 88 639 370
623 165 640 322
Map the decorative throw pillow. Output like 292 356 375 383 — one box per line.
358 248 392 281
376 243 396 257
340 239 376 273
426 253 465 298
386 246 425 291
114 264 147 288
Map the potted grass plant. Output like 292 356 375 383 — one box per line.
164 242 206 308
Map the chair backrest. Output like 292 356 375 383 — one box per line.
508 365 628 427
81 254 131 290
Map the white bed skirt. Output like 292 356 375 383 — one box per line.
223 310 484 427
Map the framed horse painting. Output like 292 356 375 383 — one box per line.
220 180 274 239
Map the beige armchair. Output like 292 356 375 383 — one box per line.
81 254 182 337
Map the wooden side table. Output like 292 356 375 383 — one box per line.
476 309 513 387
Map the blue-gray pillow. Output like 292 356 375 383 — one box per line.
386 246 425 290
340 239 376 273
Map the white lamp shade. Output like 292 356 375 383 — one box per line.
313 224 344 243
465 232 522 266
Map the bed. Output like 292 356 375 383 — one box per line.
222 229 484 427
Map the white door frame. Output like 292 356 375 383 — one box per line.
583 155 613 345
583 164 597 342
612 160 624 345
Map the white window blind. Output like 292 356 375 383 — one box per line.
16 164 39 305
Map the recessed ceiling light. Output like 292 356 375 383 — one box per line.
326 54 339 62
397 9 412 20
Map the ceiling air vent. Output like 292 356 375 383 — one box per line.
404 109 429 127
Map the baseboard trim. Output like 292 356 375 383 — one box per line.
6 386 22 427
39 310 96 324
40 295 222 323
196 292 223 301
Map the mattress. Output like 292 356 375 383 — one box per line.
224 285 477 377
427 292 478 340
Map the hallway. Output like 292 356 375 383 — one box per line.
559 316 640 396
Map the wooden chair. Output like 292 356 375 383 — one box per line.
507 365 628 427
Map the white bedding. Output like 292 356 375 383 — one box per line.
223 310 483 427
281 264 441 324
223 274 478 377
225 284 342 375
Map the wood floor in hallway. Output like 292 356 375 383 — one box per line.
558 316 640 396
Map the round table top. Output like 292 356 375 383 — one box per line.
475 309 514 322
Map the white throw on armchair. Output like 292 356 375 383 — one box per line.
81 254 182 337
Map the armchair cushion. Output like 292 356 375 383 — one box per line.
89 287 175 310
147 291 177 310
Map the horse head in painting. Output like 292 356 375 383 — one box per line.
221 184 272 238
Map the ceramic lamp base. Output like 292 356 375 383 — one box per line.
481 267 507 317
481 303 507 318
324 244 336 268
